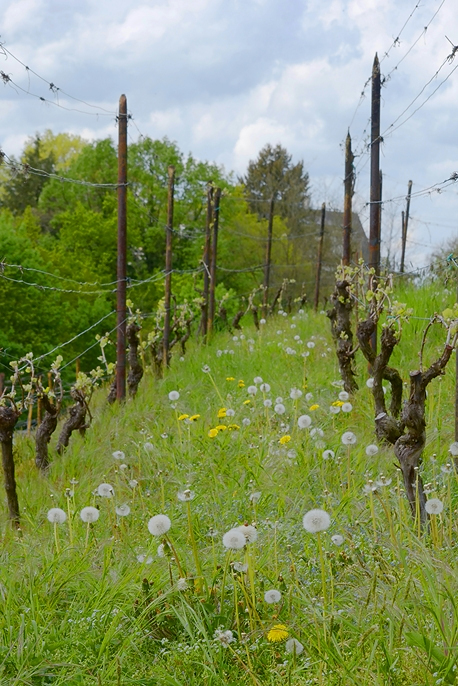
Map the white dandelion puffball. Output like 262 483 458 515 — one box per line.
249 491 261 503
144 442 154 452
115 504 131 517
366 378 374 388
310 427 324 439
365 444 379 457
222 528 246 550
331 534 344 546
112 450 125 460
341 431 357 445
214 628 235 646
260 382 271 392
449 442 458 456
290 388 302 400
137 554 153 564
264 399 272 407
226 408 235 417
274 403 286 415
305 392 313 402
157 543 166 557
247 385 257 395
341 402 353 413
242 418 251 426
307 341 315 349
168 390 180 401
148 514 172 536
285 638 304 655
129 479 138 488
297 414 312 429
323 449 335 460
47 508 67 524
302 508 331 533
237 524 258 543
233 561 248 573
260 318 266 325
97 483 114 498
425 498 444 515
338 391 349 401
264 589 282 604
202 364 211 373
80 506 100 523
330 405 340 414
254 376 263 384
177 489 195 502
176 578 188 591
275 396 283 404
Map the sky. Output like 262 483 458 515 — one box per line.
1 0 458 272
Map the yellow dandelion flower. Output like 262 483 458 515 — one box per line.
267 624 289 643
243 399 251 405
309 404 320 411
226 377 235 381
189 414 200 421
279 435 291 445
178 414 189 421
216 424 227 431
238 380 245 388
217 408 227 418
208 428 219 438
332 400 344 407
228 423 240 430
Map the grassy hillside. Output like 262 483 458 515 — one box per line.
1 280 457 685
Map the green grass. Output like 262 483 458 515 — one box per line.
1 282 457 685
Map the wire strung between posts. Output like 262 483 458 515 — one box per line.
0 151 125 189
363 173 458 208
0 262 121 288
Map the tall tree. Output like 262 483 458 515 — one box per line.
241 143 310 222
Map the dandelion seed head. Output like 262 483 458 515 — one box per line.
307 341 315 349
129 479 138 488
168 390 180 401
176 578 187 591
247 385 257 395
290 388 302 400
148 514 171 536
264 589 282 604
238 524 258 543
297 414 312 429
366 378 374 388
202 365 211 373
177 489 195 502
285 638 304 655
449 442 458 456
222 528 246 549
425 498 443 515
80 506 100 523
323 449 335 460
254 376 263 384
137 554 153 564
341 431 357 445
97 483 114 498
331 534 344 546
112 450 125 460
310 427 324 438
302 508 331 533
47 508 67 524
275 403 286 415
249 491 261 503
338 391 349 401
365 444 379 456
115 504 131 517
341 402 353 413
233 561 248 572
214 628 235 646
260 382 270 392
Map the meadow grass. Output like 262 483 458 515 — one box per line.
1 284 457 685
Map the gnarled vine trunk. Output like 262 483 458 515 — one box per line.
327 279 358 393
127 322 144 397
35 395 60 471
56 391 89 455
0 405 20 526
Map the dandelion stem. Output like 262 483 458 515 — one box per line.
220 550 232 612
165 534 185 578
186 500 203 592
208 373 225 405
53 521 60 554
316 531 327 637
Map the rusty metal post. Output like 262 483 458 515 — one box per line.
163 165 175 366
116 94 128 401
200 182 213 340
342 132 354 266
208 187 221 336
314 203 326 312
400 211 406 273
400 180 412 274
263 196 275 315
369 54 381 276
